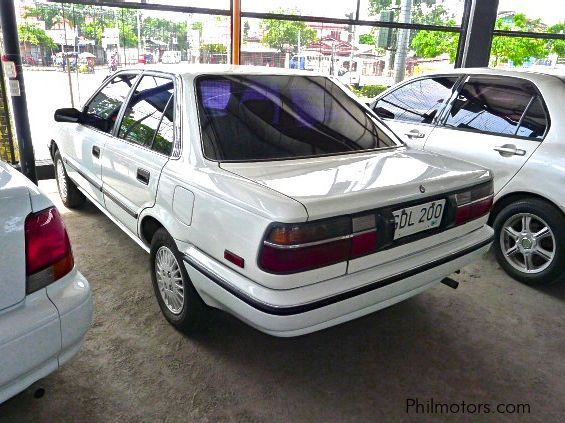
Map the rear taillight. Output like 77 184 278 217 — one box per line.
259 214 382 274
454 182 494 226
25 207 74 294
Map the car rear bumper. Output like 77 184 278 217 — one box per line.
183 226 493 337
0 269 92 404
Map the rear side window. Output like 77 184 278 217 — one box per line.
118 75 175 155
444 76 547 139
516 97 547 140
373 77 458 123
196 75 396 162
83 74 137 133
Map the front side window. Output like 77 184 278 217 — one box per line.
196 75 397 162
444 76 545 138
373 77 458 123
83 74 137 133
118 75 175 155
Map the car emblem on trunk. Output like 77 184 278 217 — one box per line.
419 185 426 193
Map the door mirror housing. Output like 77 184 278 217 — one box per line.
54 108 81 123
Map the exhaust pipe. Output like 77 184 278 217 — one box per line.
441 277 459 289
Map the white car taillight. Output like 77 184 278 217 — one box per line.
259 214 383 274
25 207 74 294
454 182 494 226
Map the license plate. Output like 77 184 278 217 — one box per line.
393 199 446 240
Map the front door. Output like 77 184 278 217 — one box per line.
424 75 548 195
101 74 176 235
372 75 460 149
64 73 139 204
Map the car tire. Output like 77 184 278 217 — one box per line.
54 150 86 208
150 228 207 332
493 198 565 285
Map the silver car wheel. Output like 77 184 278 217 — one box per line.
155 246 184 314
56 159 68 200
500 213 555 274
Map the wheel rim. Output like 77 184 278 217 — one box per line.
56 159 68 200
155 246 184 314
500 213 556 274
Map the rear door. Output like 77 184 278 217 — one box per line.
63 73 138 204
371 75 460 148
101 73 176 235
423 75 548 194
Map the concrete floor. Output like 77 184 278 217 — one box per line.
1 180 563 422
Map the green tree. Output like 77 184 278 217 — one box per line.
490 14 547 66
359 33 377 45
410 19 458 61
243 20 251 39
547 23 565 57
18 23 57 57
412 14 549 66
201 43 227 54
369 0 438 20
261 11 317 52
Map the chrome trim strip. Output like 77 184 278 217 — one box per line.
263 228 377 250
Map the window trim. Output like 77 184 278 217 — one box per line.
438 74 551 142
193 73 402 164
113 70 178 158
371 74 465 128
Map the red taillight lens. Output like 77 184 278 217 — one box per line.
25 207 74 294
260 238 351 273
454 182 494 226
259 214 380 274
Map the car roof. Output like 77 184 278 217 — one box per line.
126 64 322 79
429 67 565 83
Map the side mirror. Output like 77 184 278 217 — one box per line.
54 108 81 123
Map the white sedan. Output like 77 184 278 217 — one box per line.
0 161 92 403
50 65 493 337
371 68 565 285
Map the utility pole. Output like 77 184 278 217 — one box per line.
0 0 37 183
137 10 142 59
393 0 413 83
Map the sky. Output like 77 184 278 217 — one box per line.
132 0 564 26
25 0 565 26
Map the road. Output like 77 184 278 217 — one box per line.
21 69 108 160
0 181 563 422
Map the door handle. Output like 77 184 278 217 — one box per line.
405 129 425 139
92 145 100 158
136 168 150 185
494 144 526 157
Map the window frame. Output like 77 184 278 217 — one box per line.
193 73 402 164
112 70 180 158
80 70 141 136
437 74 551 142
372 74 464 127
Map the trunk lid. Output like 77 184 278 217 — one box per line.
220 147 492 220
0 162 32 310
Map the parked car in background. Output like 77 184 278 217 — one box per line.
370 68 565 285
161 51 181 64
0 161 92 404
50 65 493 337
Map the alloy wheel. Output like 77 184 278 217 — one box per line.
500 213 555 274
155 246 185 314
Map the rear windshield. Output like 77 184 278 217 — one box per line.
195 74 397 162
